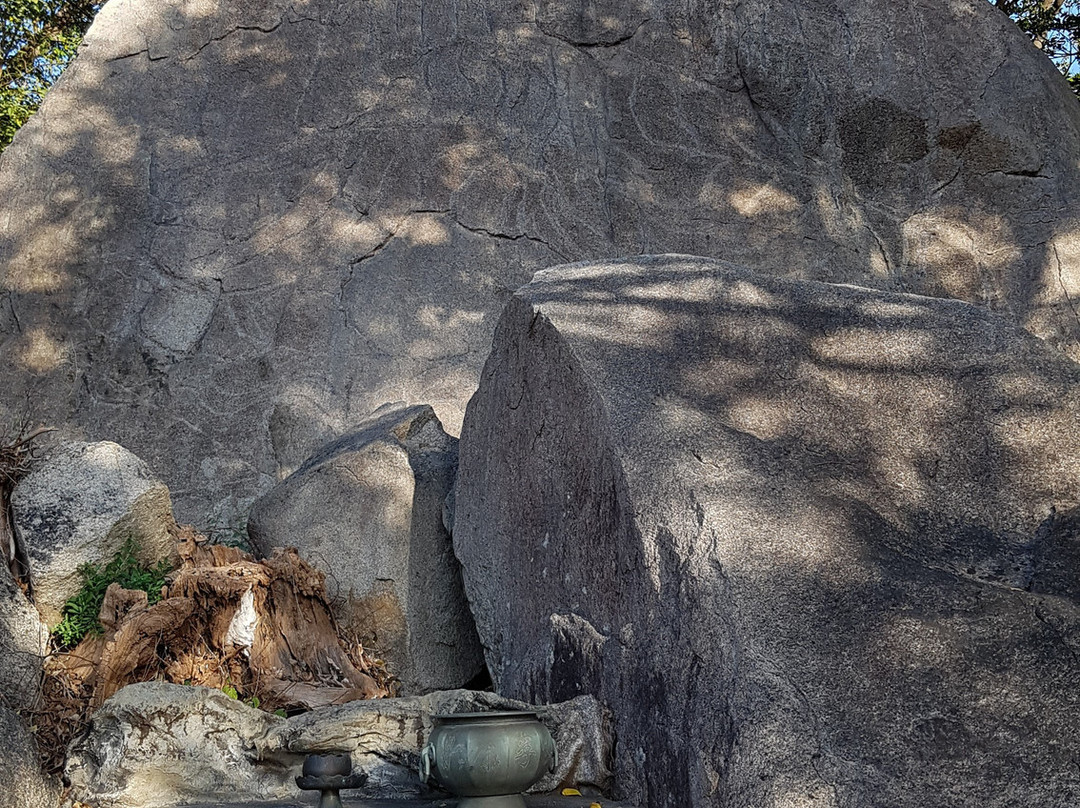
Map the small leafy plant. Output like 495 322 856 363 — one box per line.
221 682 263 709
52 536 173 649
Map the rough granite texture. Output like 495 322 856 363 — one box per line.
66 683 611 808
11 440 179 626
248 404 484 694
453 256 1080 808
65 682 291 808
0 705 61 808
1 0 1079 523
0 560 49 710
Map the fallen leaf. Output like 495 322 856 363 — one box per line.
562 788 582 796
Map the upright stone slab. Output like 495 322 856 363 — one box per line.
11 441 178 626
2 0 1079 524
248 405 483 693
453 256 1080 808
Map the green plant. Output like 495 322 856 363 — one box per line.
2 1 104 153
51 536 173 649
221 682 261 709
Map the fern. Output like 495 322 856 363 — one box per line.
52 536 173 649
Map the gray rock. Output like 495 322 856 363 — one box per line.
66 682 610 807
11 441 178 626
65 683 292 808
248 404 483 694
259 688 613 798
2 0 1079 525
0 561 48 710
453 256 1080 808
0 705 61 808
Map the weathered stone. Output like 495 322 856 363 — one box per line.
248 404 483 694
11 441 178 626
259 688 613 798
2 1 1079 525
66 683 610 807
0 561 48 709
453 256 1080 808
65 683 292 808
0 705 61 808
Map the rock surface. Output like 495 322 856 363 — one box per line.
453 256 1080 808
0 561 48 710
65 683 290 808
0 705 60 808
248 404 483 693
259 688 612 798
2 0 1079 523
66 683 611 807
11 441 178 626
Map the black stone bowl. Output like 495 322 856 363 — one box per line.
302 753 353 778
295 772 368 791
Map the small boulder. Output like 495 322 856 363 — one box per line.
0 562 48 710
0 705 60 808
11 441 178 626
65 683 290 808
248 404 483 694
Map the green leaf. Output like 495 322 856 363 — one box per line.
50 536 175 650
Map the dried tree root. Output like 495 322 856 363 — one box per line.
32 525 397 774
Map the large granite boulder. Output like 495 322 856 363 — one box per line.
0 561 48 709
11 441 178 626
2 0 1079 524
66 683 611 807
0 705 60 808
453 256 1080 808
248 404 483 693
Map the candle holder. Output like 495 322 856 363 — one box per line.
296 753 367 808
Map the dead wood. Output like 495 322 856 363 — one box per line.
260 678 381 710
91 594 197 707
31 525 397 774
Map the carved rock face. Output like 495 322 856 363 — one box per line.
1 0 1078 522
453 256 1080 808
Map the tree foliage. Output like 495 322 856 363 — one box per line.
995 0 1080 94
1 0 101 152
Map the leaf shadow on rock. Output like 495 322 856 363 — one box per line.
456 256 1080 807
1 0 1080 532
